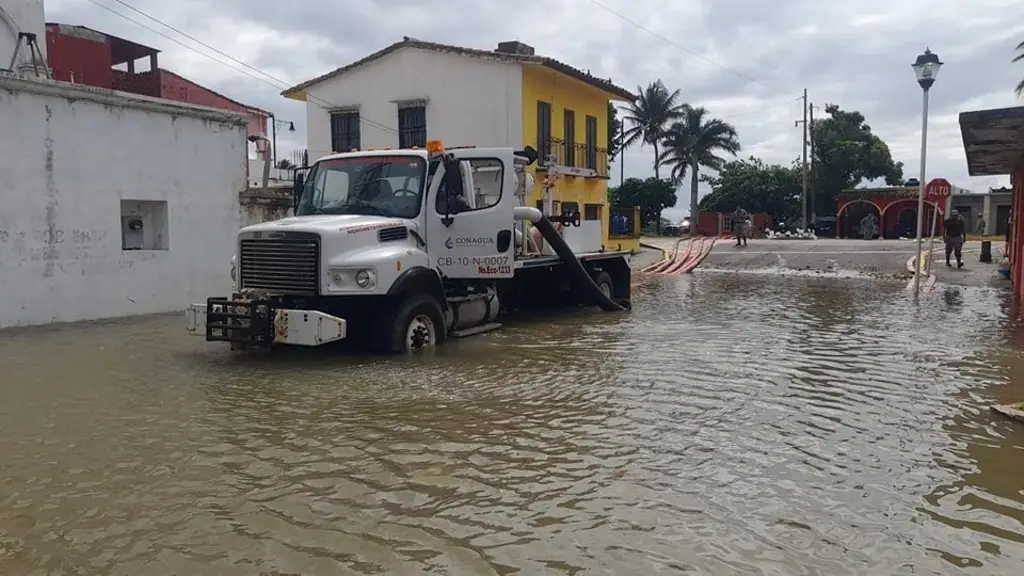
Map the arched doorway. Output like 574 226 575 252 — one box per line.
837 200 882 239
881 200 943 239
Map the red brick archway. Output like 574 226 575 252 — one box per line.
837 200 881 238
880 199 945 238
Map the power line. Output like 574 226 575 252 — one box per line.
82 0 399 135
585 0 798 97
719 96 802 121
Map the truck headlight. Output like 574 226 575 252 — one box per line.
355 269 374 288
230 264 236 282
328 267 376 290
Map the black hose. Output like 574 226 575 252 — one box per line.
532 216 626 312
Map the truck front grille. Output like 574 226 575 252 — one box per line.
239 234 320 296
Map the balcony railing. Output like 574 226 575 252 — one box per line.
537 138 609 178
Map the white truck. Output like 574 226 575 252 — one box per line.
186 141 632 353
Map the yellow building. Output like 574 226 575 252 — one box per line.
282 38 639 252
519 57 638 252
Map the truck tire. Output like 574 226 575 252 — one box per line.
592 271 614 302
372 294 447 353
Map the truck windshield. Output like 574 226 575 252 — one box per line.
296 155 427 218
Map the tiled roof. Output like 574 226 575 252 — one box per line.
281 37 635 101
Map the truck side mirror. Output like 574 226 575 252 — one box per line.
293 172 305 211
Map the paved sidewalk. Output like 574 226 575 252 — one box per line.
640 237 1009 287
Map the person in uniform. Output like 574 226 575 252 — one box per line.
943 209 967 268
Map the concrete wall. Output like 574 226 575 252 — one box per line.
159 69 268 141
949 192 1012 235
304 46 522 160
1 0 46 74
45 24 113 87
0 76 248 328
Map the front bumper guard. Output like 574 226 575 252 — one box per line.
186 297 346 347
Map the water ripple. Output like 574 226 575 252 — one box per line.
1 274 1023 574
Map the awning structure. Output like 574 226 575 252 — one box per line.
959 106 1024 176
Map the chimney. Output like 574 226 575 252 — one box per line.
495 41 535 56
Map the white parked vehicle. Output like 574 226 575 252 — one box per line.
186 141 632 353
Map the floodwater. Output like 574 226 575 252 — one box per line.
2 274 1024 575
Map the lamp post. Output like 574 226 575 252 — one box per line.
270 116 296 166
911 48 943 295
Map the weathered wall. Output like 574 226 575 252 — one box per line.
0 76 248 328
45 24 113 87
158 69 268 141
239 186 294 227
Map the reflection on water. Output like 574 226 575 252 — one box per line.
2 275 1023 574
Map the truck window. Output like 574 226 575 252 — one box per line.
435 158 503 215
297 156 427 218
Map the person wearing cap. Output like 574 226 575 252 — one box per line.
943 208 966 268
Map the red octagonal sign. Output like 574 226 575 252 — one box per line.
926 178 952 199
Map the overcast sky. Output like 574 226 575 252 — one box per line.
48 0 1024 219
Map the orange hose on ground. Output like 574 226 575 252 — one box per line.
651 237 693 273
661 238 703 274
667 237 717 275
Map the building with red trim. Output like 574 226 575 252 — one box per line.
44 22 270 159
835 181 957 239
959 106 1024 299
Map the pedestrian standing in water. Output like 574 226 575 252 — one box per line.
943 209 966 268
732 205 750 246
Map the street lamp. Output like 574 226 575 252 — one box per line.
911 48 942 296
270 116 296 166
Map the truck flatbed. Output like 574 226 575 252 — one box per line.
514 249 632 269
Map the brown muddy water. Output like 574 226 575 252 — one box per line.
2 274 1024 575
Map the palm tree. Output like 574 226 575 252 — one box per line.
1014 41 1024 97
659 105 741 237
620 80 684 179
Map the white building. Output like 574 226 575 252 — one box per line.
283 37 530 161
0 75 248 328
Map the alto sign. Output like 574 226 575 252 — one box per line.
925 178 952 199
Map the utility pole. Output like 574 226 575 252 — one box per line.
809 102 816 223
794 88 808 229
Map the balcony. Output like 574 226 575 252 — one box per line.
537 138 609 178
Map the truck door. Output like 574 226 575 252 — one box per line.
426 148 516 279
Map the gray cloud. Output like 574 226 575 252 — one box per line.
46 0 1024 218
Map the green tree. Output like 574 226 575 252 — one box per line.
811 104 903 215
620 80 684 179
275 158 296 170
698 157 802 223
608 177 677 233
1014 40 1024 97
658 105 741 237
607 102 622 161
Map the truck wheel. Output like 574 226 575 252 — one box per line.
373 294 446 353
593 271 614 301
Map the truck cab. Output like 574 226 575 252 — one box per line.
188 142 559 352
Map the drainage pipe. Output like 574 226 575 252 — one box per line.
513 207 626 312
